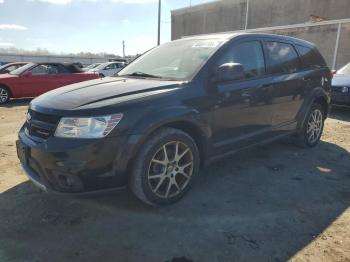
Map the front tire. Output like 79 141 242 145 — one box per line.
0 86 10 104
129 128 200 206
296 103 325 148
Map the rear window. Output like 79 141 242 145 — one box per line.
265 41 300 74
66 64 82 73
296 45 327 69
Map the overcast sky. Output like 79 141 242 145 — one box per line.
0 0 212 56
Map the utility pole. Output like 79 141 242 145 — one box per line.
122 40 125 57
245 0 249 30
157 0 161 45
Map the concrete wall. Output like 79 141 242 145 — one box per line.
172 0 247 39
337 23 350 69
172 0 350 40
247 0 350 28
171 0 350 69
0 54 109 66
265 24 339 68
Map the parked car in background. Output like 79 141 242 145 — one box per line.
17 33 331 205
82 63 101 71
89 62 125 77
0 62 28 74
0 62 98 104
331 62 350 106
73 62 84 69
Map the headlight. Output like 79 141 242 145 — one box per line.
54 114 123 138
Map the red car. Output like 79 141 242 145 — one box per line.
0 62 28 74
0 62 99 104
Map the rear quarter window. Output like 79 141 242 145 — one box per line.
296 45 327 69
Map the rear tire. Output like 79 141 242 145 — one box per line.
295 103 325 148
129 128 200 206
0 86 10 104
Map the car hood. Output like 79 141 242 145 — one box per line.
31 77 184 111
332 75 350 87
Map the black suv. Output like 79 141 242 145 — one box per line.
17 33 331 205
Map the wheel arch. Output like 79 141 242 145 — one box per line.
162 120 208 166
313 95 329 116
126 111 211 177
0 83 12 97
297 87 330 130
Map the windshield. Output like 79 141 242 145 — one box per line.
10 63 35 75
118 38 223 80
95 62 111 70
0 64 9 70
337 63 350 75
86 63 100 69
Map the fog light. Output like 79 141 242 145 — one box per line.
342 86 349 93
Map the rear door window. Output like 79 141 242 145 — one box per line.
296 45 327 69
265 41 300 74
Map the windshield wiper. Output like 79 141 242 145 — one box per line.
122 71 162 78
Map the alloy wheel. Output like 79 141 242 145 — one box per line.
0 88 9 104
306 109 323 144
147 141 194 199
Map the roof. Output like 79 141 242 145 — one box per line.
25 62 83 73
31 62 78 66
5 62 29 65
181 32 315 47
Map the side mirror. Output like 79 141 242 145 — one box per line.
215 63 245 82
22 71 32 77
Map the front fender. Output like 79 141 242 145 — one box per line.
132 106 208 134
122 105 211 167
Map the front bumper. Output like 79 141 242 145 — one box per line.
17 126 137 194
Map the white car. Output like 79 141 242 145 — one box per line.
82 63 101 72
90 62 125 77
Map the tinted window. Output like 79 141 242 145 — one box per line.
296 45 327 69
265 41 300 74
31 64 65 75
217 41 265 78
56 64 70 74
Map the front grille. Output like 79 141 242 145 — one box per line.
26 109 61 139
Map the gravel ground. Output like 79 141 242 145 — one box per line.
0 99 349 262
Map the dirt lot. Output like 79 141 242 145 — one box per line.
0 99 350 262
